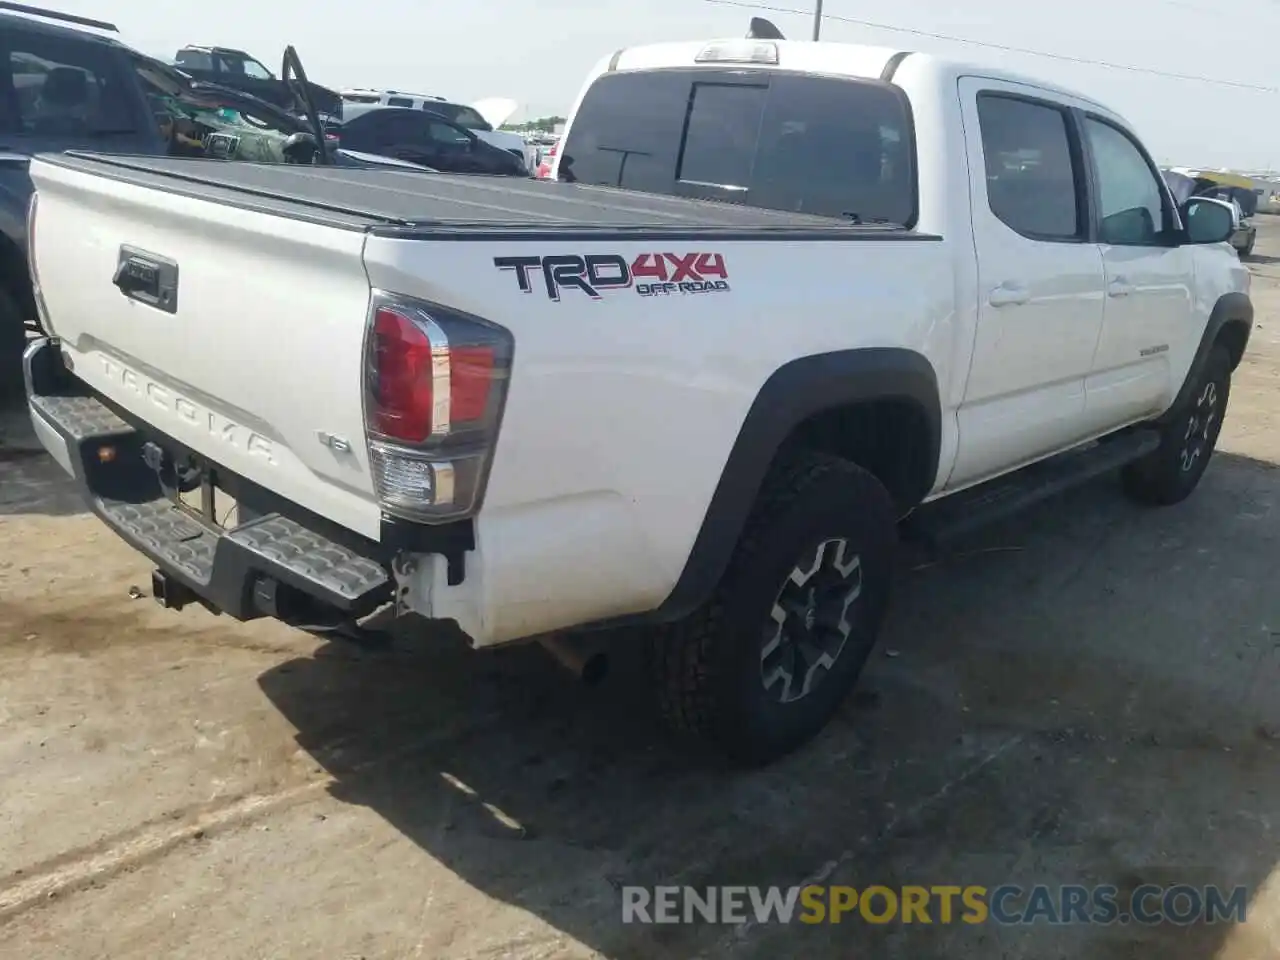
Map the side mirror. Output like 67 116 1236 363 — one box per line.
1182 197 1235 245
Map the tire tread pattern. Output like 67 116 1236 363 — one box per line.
648 451 893 747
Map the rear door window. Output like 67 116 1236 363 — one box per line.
1 30 139 139
560 68 916 225
379 111 428 143
976 94 1082 240
175 49 213 72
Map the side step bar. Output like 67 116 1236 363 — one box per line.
905 429 1161 547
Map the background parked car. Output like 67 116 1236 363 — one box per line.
327 104 528 176
534 137 559 178
1163 168 1257 258
1223 196 1258 257
1196 187 1258 257
174 45 343 121
339 88 534 170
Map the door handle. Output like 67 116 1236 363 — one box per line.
988 283 1029 307
1108 277 1135 298
113 245 179 314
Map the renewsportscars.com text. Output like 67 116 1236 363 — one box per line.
621 884 1248 926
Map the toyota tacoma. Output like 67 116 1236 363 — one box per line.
22 33 1251 763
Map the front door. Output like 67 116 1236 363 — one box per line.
948 78 1106 490
1079 114 1194 430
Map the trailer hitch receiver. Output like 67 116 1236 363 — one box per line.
151 568 196 610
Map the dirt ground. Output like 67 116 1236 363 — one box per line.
4 231 1280 960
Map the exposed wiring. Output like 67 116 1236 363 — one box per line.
702 0 1279 93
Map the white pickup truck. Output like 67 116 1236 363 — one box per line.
23 34 1251 764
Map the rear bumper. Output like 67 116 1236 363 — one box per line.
24 337 392 621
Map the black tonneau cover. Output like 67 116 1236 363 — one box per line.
40 152 931 241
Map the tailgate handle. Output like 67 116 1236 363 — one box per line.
113 246 178 315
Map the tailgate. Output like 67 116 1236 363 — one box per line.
28 156 382 539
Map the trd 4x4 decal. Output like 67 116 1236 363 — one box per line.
493 252 730 301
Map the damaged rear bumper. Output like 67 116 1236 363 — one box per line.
23 337 392 621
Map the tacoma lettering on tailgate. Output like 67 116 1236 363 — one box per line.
99 356 276 463
493 252 730 301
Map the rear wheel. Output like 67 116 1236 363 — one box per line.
649 452 897 765
1122 345 1231 506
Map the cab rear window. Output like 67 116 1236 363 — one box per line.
559 67 916 226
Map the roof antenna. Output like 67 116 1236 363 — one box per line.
746 16 784 40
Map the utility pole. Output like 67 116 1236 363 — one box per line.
812 0 824 40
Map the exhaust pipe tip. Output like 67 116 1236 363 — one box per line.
540 635 609 686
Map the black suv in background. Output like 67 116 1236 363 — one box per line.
0 3 162 393
0 4 414 395
173 45 343 120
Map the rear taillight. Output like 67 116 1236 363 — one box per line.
363 292 512 523
369 306 438 443
536 141 560 179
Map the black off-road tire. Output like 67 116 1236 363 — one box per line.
648 452 897 765
1122 344 1232 506
0 287 27 404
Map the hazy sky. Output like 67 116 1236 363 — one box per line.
41 0 1280 169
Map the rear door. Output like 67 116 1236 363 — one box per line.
1078 114 1193 428
343 111 444 167
947 79 1105 489
337 110 396 155
371 111 434 164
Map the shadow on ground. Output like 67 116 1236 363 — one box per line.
257 451 1280 959
0 398 85 517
